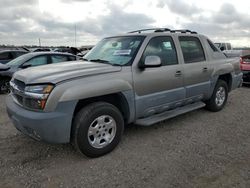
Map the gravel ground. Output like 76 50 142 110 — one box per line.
0 87 249 188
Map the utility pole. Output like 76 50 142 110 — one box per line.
74 24 77 47
39 38 41 47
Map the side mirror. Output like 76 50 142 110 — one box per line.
140 56 162 68
220 46 225 51
21 63 32 69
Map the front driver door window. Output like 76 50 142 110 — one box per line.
24 56 47 67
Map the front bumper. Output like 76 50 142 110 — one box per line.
6 95 77 143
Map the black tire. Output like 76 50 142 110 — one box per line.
72 102 124 158
0 79 10 94
205 80 228 112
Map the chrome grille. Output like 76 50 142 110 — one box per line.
15 94 23 105
13 79 25 91
10 79 26 107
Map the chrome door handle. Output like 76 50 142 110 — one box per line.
175 71 182 77
203 67 208 72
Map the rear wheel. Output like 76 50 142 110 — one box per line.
72 102 124 158
205 80 228 112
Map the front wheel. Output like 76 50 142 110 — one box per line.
205 80 228 112
0 79 10 94
72 102 124 158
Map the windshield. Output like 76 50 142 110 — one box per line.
7 53 31 66
84 36 145 66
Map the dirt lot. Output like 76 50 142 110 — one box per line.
0 87 249 188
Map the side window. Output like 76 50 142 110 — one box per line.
68 55 76 61
141 36 178 66
51 55 68 63
15 51 27 57
25 56 47 67
179 36 205 63
0 52 12 60
9 52 14 59
207 40 219 52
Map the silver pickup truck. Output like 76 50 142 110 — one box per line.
6 28 242 157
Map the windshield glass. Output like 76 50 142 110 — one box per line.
7 53 31 66
84 36 145 66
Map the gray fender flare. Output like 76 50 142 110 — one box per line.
45 79 133 112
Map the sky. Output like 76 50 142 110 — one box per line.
0 0 250 47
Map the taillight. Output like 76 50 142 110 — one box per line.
240 57 243 64
240 57 250 64
240 57 243 70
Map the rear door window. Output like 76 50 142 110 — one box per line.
179 36 205 63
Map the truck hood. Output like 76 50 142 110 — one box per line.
14 61 122 84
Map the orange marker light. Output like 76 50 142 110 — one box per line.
43 85 54 94
38 99 47 109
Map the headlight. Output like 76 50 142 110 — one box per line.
25 85 54 94
24 84 54 110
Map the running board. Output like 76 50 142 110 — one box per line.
135 101 206 126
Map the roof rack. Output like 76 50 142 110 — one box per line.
171 29 197 34
128 28 197 34
128 28 171 34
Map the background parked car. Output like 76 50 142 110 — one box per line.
78 46 94 56
0 52 80 93
214 42 232 51
54 47 81 55
32 48 51 52
240 53 250 84
0 50 28 64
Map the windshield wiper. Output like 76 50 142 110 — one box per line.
89 59 110 63
81 57 89 61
